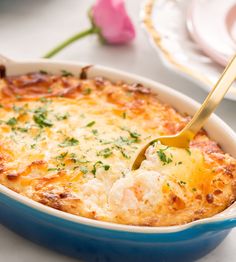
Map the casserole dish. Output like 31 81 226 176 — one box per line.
0 55 236 262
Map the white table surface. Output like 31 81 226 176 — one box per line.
0 0 235 261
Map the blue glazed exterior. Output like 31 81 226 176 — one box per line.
1 192 236 262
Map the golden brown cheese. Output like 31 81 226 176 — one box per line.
0 71 235 226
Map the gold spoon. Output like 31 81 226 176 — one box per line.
132 54 236 170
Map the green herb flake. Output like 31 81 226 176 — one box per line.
56 112 70 121
92 161 102 175
97 148 113 158
185 148 191 155
33 107 53 128
80 166 88 174
6 117 17 126
178 180 186 186
13 105 23 112
83 88 92 95
122 112 127 119
86 121 96 127
121 128 141 143
115 145 130 159
157 147 173 165
175 161 183 166
34 113 53 128
17 127 28 133
30 144 36 149
91 161 110 175
59 137 79 147
55 152 68 160
104 165 110 171
129 131 140 139
91 129 98 135
48 167 59 172
61 70 73 77
69 155 77 163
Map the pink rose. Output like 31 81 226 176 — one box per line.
92 0 136 44
43 0 136 58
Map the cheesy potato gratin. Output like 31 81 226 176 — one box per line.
0 69 235 226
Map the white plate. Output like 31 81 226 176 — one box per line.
141 0 236 101
187 0 236 67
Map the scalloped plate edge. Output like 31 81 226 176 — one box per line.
140 0 236 101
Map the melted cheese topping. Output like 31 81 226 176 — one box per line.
0 72 235 226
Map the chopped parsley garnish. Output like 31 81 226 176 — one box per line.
59 137 79 147
55 152 68 160
68 153 78 163
34 129 43 141
91 129 98 135
115 145 130 159
33 107 53 128
115 135 138 146
121 127 141 143
30 144 36 149
178 180 186 186
97 148 113 158
86 121 96 127
185 148 191 155
157 147 173 165
61 70 73 77
6 117 17 126
13 105 23 112
56 112 70 121
48 167 59 172
17 127 28 133
83 88 92 95
80 166 88 174
122 112 127 119
175 161 183 166
104 164 110 171
129 131 140 140
91 161 110 175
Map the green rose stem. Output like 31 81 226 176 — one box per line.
43 27 98 58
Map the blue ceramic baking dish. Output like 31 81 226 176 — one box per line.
0 56 236 262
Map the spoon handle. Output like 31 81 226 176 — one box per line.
182 54 236 137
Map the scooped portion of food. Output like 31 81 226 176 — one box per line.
0 70 235 226
110 143 236 226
